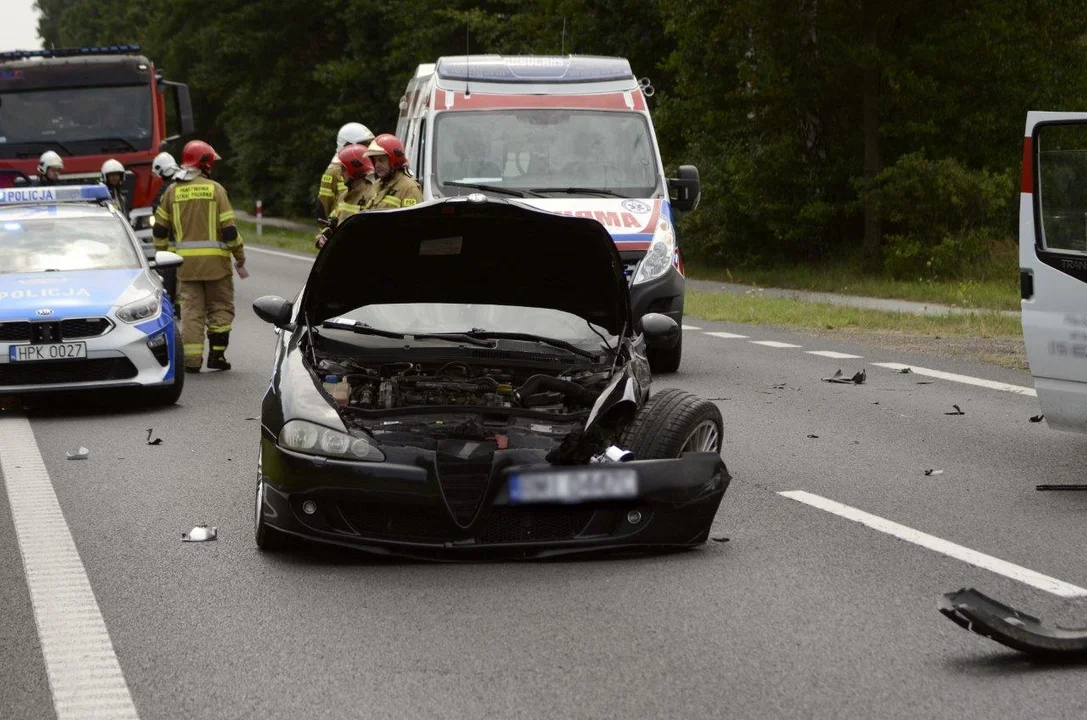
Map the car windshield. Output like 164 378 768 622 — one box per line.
326 303 613 347
0 215 142 273
432 110 662 199
0 86 153 158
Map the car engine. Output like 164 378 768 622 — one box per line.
314 358 613 415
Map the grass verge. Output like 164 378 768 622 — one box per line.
238 220 317 256
685 261 1019 312
685 290 1022 339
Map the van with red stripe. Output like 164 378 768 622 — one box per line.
396 55 701 373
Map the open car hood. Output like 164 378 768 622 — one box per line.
302 198 632 336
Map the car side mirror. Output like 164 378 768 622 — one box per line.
641 312 680 349
152 250 183 269
253 295 294 329
667 165 701 213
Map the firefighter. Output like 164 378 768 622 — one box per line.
363 134 422 210
100 158 128 216
151 151 182 318
317 122 375 223
152 140 246 373
315 145 375 249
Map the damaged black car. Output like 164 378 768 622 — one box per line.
251 197 730 559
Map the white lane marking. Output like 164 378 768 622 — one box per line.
806 350 864 359
681 324 702 331
780 490 1087 598
0 417 140 719
704 332 749 339
246 245 315 263
871 362 1037 397
750 340 803 348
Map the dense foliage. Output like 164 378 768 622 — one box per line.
34 0 1087 274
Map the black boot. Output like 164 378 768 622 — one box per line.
207 351 231 371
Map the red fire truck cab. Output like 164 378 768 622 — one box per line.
0 45 194 247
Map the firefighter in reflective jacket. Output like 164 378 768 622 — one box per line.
152 140 245 373
151 152 182 317
315 145 375 249
363 134 422 210
317 122 374 223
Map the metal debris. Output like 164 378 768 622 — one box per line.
66 447 90 460
182 524 217 542
923 469 944 476
1030 414 1045 423
822 368 866 385
146 429 162 446
945 405 965 416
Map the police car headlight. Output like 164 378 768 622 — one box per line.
116 292 160 323
632 218 677 285
278 420 385 462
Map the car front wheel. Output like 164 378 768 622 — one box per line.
619 388 722 459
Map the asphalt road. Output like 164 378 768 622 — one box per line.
4 246 1087 720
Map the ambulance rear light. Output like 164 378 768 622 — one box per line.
0 185 111 205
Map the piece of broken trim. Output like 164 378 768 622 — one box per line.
945 405 965 416
1030 414 1045 423
182 524 217 542
923 469 944 476
146 428 162 445
822 368 866 385
66 447 90 460
939 587 1087 658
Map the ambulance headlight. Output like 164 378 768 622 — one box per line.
632 218 677 285
116 292 160 323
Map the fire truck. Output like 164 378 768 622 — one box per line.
0 45 193 249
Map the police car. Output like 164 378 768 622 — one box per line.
0 184 185 404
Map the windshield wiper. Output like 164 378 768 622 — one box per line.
322 320 494 347
438 330 603 361
527 187 631 199
442 181 541 198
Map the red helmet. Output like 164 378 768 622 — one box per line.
337 145 373 183
181 140 222 173
364 134 408 171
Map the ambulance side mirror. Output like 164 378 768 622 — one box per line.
668 165 701 213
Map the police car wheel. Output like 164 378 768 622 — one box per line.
647 332 682 374
145 327 185 406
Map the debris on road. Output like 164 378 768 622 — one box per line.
807 434 819 439
1030 414 1045 423
945 405 965 416
898 367 912 374
146 429 163 446
916 381 934 385
712 537 730 543
923 469 944 476
245 416 259 421
66 447 90 460
940 588 1087 658
822 368 866 385
182 524 217 542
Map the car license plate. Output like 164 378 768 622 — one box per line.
509 468 638 504
9 342 87 362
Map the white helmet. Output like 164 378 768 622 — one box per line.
151 151 179 179
336 122 375 150
37 150 63 175
100 158 125 181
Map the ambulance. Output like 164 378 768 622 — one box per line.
1020 112 1087 433
395 55 701 373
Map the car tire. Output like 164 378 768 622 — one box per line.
145 326 184 406
619 388 722 459
254 477 288 552
646 331 682 374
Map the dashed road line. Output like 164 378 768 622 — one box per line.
704 331 749 339
805 350 863 359
247 245 315 263
681 324 702 331
750 340 803 348
0 416 140 719
780 490 1087 598
871 362 1037 397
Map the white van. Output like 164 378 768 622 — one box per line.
395 55 701 373
1020 112 1087 432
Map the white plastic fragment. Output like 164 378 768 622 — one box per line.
182 524 218 542
66 447 90 460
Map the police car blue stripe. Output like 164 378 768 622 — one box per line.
0 269 140 320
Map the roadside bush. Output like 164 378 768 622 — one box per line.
867 153 1015 278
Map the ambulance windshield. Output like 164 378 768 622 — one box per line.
433 110 662 199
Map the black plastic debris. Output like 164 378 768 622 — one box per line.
245 416 259 421
945 405 965 416
66 447 89 460
939 588 1087 658
916 381 934 385
1030 414 1045 423
898 367 912 374
146 429 162 446
712 537 730 543
823 368 866 385
182 524 217 542
807 434 819 439
923 469 944 476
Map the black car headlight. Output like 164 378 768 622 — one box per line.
278 420 385 461
132 213 154 231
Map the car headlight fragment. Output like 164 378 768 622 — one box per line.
278 420 385 462
116 292 161 323
632 217 677 285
